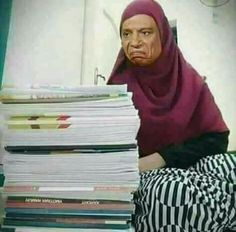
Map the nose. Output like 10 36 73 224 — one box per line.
130 34 141 47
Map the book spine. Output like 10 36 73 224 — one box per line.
3 219 130 229
7 196 130 204
5 212 132 220
6 202 134 211
4 185 136 193
5 208 133 216
4 216 127 224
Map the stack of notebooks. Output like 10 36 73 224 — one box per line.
1 115 6 227
0 85 140 232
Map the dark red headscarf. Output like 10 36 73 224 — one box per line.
107 0 228 157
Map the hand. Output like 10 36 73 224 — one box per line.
139 152 166 173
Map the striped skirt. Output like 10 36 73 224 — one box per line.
133 153 236 232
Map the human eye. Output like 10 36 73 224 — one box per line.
142 30 151 36
122 31 130 38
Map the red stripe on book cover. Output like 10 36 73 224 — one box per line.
57 115 71 120
58 124 70 129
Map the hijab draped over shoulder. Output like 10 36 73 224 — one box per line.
107 0 228 157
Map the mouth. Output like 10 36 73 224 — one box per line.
130 52 146 59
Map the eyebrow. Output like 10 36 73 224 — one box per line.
122 27 154 32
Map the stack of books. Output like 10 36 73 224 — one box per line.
0 85 140 232
0 113 6 227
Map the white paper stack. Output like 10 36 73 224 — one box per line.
0 85 139 231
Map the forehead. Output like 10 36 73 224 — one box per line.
122 14 157 30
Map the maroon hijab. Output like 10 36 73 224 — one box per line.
107 0 228 157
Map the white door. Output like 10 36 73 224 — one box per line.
81 0 132 85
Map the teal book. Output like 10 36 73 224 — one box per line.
5 208 134 216
0 165 5 187
3 217 130 229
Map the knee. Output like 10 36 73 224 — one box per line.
154 176 192 207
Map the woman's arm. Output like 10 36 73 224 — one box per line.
139 131 229 172
139 152 166 172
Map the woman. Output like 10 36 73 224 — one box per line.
107 0 236 231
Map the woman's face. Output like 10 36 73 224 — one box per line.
121 14 162 66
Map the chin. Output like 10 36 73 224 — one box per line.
131 59 152 67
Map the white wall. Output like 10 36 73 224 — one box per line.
158 0 236 151
3 0 85 87
2 0 236 150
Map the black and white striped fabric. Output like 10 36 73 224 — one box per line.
133 153 236 232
